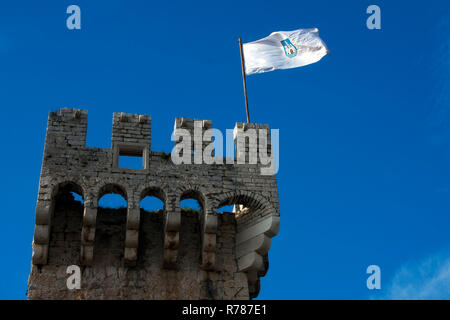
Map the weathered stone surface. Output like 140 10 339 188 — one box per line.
27 108 281 300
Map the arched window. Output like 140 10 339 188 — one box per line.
216 193 265 219
140 188 165 214
180 190 203 214
216 205 234 214
98 185 127 209
214 192 275 299
138 187 165 266
94 184 127 265
48 182 84 265
178 190 204 268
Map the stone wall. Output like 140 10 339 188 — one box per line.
28 108 280 300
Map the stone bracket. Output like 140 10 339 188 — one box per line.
163 210 180 268
235 215 280 296
80 207 97 266
32 200 53 265
124 207 140 266
201 214 217 270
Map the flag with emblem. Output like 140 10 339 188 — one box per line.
242 28 329 75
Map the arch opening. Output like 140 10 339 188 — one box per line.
140 187 166 214
178 190 204 270
216 193 267 219
140 196 164 213
94 184 128 265
98 184 127 209
138 187 166 267
48 181 84 265
180 190 204 214
216 205 234 214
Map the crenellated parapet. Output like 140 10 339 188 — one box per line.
29 108 280 300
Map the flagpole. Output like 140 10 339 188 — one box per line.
238 37 250 123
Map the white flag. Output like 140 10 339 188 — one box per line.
243 28 329 75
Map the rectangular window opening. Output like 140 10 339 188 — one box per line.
119 155 143 170
114 143 147 170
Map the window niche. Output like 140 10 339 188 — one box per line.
113 142 149 170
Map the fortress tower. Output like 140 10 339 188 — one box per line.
28 108 280 300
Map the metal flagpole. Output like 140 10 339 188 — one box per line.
238 37 250 123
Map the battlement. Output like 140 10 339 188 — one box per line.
112 112 151 146
234 122 273 164
173 117 214 164
28 108 280 300
46 108 88 147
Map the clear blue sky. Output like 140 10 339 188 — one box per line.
1 1 449 299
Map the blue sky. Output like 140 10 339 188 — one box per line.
0 0 449 299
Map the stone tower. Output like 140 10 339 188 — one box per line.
28 108 280 300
